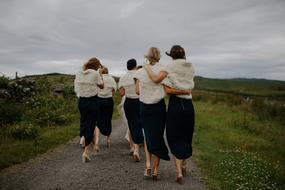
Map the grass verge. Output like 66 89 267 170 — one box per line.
193 101 285 190
0 123 78 170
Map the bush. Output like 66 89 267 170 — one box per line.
0 101 25 125
9 124 40 140
23 95 77 127
0 75 9 88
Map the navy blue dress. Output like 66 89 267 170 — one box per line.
97 97 114 136
166 95 195 160
78 96 98 146
124 98 144 144
140 99 170 161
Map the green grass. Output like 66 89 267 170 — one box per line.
193 101 285 190
0 122 79 170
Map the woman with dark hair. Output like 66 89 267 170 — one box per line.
144 45 195 184
118 59 144 162
74 57 104 163
135 47 191 181
94 67 117 150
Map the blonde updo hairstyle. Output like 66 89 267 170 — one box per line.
144 47 161 65
83 57 102 71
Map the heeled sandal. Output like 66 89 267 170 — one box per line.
82 153 91 163
132 152 141 162
152 170 159 181
94 144 100 152
107 140 111 148
176 176 184 184
143 168 152 179
182 167 187 177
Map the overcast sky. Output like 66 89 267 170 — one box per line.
0 0 284 80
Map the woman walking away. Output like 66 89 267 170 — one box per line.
117 95 135 154
135 47 191 181
118 59 144 162
144 45 195 184
134 47 169 180
74 57 104 163
95 67 117 150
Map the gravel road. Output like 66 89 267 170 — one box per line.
0 119 206 190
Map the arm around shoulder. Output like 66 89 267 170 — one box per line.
144 64 167 83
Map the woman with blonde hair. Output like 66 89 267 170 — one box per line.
94 67 117 150
144 45 195 184
134 47 191 180
74 57 104 163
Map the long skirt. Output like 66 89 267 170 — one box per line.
166 95 195 160
140 100 170 161
97 97 114 136
78 96 98 146
124 98 144 144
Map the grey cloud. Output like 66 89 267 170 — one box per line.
0 0 284 80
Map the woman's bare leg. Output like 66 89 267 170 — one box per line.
153 155 160 180
94 127 100 152
144 142 152 177
128 131 134 153
174 156 184 184
107 136 111 148
182 159 187 176
82 144 91 163
133 144 141 162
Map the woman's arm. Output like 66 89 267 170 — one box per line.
135 79 140 95
119 87 125 96
97 68 104 89
163 85 192 95
144 64 167 83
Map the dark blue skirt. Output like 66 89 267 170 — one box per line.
166 95 195 160
124 98 144 144
97 97 114 136
140 100 170 161
78 96 98 146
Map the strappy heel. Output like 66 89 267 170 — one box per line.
176 176 184 184
132 152 141 162
182 167 187 177
82 153 91 163
107 140 111 148
152 169 159 181
144 168 152 179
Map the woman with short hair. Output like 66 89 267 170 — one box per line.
74 57 104 163
118 59 144 162
144 45 195 184
95 67 117 150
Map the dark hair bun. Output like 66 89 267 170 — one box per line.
166 45 186 59
127 59 137 70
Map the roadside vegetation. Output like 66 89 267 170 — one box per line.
0 73 284 190
192 91 285 190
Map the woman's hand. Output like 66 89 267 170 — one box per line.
164 85 192 95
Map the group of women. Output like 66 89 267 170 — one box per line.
74 45 195 184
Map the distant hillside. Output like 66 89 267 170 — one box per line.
195 76 285 97
21 73 285 97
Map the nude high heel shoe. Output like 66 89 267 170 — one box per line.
82 152 91 163
107 138 111 148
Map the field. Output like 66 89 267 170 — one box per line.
0 73 284 189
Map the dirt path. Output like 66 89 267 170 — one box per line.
0 119 206 190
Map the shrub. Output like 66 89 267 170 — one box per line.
0 101 25 125
23 95 77 127
9 124 40 140
0 75 9 88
